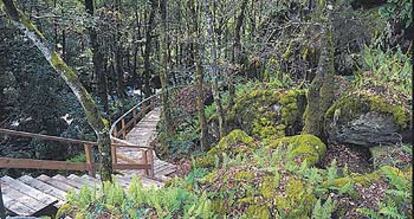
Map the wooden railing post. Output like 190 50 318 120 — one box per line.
132 108 137 125
111 144 117 165
121 119 126 138
146 149 154 177
84 144 95 177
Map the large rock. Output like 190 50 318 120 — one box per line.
266 134 327 166
200 165 316 218
324 92 410 147
228 89 306 140
194 129 258 168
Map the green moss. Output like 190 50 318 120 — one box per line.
259 176 279 199
244 205 271 219
325 92 410 129
19 11 45 40
51 52 78 81
229 88 306 140
234 171 255 181
275 178 316 218
266 134 326 166
194 129 257 168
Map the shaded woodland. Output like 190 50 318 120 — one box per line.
0 0 412 218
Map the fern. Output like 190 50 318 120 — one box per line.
311 197 336 219
326 159 338 183
357 207 382 219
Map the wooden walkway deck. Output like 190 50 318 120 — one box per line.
116 107 176 179
1 107 176 216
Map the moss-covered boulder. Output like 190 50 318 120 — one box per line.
228 89 306 140
193 129 258 168
200 165 316 218
324 91 411 147
266 134 327 166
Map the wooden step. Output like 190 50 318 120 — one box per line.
67 174 98 188
1 176 58 216
18 175 66 207
37 174 78 193
52 174 83 189
2 193 36 216
1 175 59 206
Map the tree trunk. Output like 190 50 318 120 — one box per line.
203 0 226 138
115 0 125 98
189 0 208 150
2 0 113 181
143 0 157 97
85 0 108 112
160 0 173 141
302 1 336 139
228 0 248 110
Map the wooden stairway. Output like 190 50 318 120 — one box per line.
1 174 163 217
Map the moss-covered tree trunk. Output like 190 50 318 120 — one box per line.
85 0 108 112
228 0 249 110
143 0 157 98
302 2 336 139
2 0 113 181
160 0 173 142
204 0 227 138
189 0 208 150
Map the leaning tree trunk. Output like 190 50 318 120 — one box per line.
2 0 113 181
160 0 173 141
302 2 336 139
85 0 108 112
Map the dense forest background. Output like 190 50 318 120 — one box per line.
0 0 413 217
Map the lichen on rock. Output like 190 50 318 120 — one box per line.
324 91 411 147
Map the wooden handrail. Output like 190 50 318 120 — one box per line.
0 128 152 149
0 85 187 177
0 128 97 146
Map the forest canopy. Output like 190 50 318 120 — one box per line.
0 0 412 218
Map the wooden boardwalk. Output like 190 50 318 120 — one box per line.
116 107 176 179
1 107 176 216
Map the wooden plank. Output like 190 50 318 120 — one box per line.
18 175 67 205
112 176 130 188
52 175 84 189
1 182 55 215
81 175 100 186
113 163 151 170
0 157 87 171
1 176 59 207
67 174 97 188
2 193 36 216
37 175 78 193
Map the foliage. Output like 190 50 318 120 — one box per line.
58 176 215 219
378 0 412 28
356 45 412 97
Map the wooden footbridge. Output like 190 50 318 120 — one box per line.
0 93 177 217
